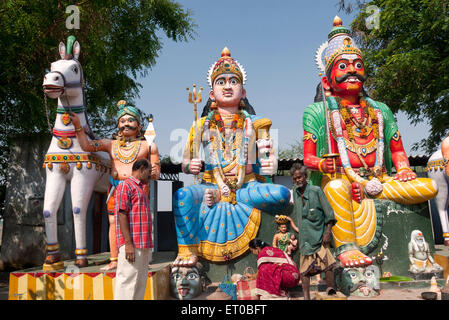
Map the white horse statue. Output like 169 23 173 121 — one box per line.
42 36 110 269
426 142 449 246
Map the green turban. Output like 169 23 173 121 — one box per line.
117 101 142 124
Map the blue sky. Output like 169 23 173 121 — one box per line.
134 0 429 160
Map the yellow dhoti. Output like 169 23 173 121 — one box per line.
321 173 438 253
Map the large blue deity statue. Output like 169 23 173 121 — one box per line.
173 48 290 266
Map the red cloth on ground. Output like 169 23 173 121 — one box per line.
256 246 299 297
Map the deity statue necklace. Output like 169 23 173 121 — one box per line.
204 109 251 191
328 96 385 189
113 139 142 164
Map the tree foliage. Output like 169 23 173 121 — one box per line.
347 0 449 153
278 140 303 160
0 0 195 213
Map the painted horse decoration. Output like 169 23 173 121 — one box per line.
42 36 110 269
426 136 449 246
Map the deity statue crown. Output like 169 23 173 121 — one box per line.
207 47 247 87
315 16 363 73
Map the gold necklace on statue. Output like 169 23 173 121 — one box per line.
113 139 141 164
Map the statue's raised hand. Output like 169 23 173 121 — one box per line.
188 158 202 175
220 184 230 197
256 138 272 157
260 158 277 176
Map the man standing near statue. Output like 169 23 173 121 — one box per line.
303 16 437 268
70 100 160 269
290 163 337 300
114 158 153 300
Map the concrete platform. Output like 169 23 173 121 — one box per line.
8 252 172 300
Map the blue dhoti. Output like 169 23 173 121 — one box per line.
173 179 290 262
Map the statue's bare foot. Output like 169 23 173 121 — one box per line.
338 249 372 268
75 258 88 268
444 238 449 246
100 260 117 271
204 189 219 207
173 254 199 268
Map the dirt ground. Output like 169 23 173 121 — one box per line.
0 270 443 300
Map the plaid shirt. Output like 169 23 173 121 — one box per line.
115 176 152 249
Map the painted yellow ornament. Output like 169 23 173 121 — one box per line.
59 163 70 174
58 137 72 149
61 112 71 126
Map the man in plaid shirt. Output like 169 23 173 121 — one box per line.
114 158 155 300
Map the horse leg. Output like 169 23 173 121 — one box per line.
70 169 97 268
42 170 67 268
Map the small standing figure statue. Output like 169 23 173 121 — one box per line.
272 215 299 256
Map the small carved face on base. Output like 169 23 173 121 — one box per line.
170 263 205 300
336 265 380 297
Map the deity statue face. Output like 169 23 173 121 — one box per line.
322 53 366 97
278 224 288 234
118 114 141 138
411 230 425 245
336 265 380 297
210 73 246 109
170 265 204 300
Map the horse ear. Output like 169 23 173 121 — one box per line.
73 41 81 60
59 42 66 60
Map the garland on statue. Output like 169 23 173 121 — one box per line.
202 110 252 193
327 96 385 196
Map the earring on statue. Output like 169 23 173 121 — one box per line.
210 99 217 109
239 98 245 109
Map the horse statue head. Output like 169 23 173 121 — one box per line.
43 35 84 100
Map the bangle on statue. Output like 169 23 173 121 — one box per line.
318 158 326 173
75 126 83 132
397 167 412 173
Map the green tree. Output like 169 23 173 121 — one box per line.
278 140 303 159
345 0 449 153
0 0 196 216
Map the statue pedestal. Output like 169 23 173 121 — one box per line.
8 252 171 300
368 200 437 277
434 244 449 280
408 271 444 280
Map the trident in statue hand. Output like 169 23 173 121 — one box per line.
186 84 203 159
187 84 203 184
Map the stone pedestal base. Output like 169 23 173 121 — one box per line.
408 271 444 280
8 252 170 300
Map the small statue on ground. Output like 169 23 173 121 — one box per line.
170 262 207 300
408 230 443 275
272 215 298 256
335 265 380 297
